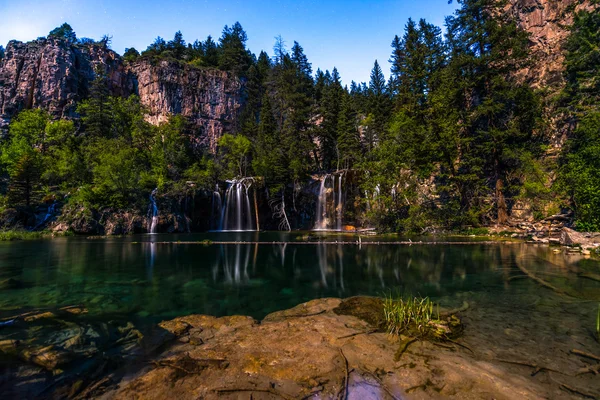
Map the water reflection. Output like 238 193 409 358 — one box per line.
0 236 598 321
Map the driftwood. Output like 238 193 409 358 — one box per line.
571 349 600 362
559 383 597 399
496 359 565 376
514 262 574 297
396 337 420 360
337 328 378 339
151 354 228 375
338 348 349 400
579 273 600 283
577 364 600 376
277 310 327 319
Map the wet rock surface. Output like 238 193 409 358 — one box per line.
3 293 596 399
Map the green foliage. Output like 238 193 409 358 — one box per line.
218 134 252 178
0 230 45 241
218 22 252 76
123 47 140 62
383 294 438 336
558 5 600 230
253 95 287 192
3 10 595 233
48 23 77 43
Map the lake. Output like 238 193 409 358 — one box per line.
1 232 598 326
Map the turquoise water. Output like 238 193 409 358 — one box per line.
1 232 598 325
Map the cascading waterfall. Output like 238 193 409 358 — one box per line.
149 188 159 234
219 178 257 232
314 173 345 231
34 202 57 230
211 184 222 231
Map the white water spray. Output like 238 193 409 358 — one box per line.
149 188 159 234
219 178 257 232
314 173 345 231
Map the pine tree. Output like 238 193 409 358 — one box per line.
319 67 344 170
269 40 315 179
558 3 600 230
365 60 391 150
444 0 540 225
337 90 361 169
254 94 286 191
78 67 112 138
219 22 252 76
7 152 42 208
167 31 186 59
203 35 219 67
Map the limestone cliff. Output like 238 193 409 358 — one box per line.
0 38 244 152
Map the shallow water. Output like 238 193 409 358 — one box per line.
1 232 598 325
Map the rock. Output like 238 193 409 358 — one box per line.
0 38 243 154
333 296 385 328
559 227 600 248
131 60 243 153
509 0 596 90
101 298 553 400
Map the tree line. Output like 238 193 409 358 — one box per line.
1 0 598 232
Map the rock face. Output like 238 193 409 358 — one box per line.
509 0 595 89
0 39 244 152
0 38 131 130
132 61 244 153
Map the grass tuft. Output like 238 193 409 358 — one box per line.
383 294 439 337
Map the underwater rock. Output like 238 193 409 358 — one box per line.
333 296 385 328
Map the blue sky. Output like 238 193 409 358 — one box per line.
0 0 459 84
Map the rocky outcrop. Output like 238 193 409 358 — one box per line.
131 60 244 153
0 38 244 152
509 0 595 89
0 38 130 130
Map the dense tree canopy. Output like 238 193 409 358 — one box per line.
1 7 597 233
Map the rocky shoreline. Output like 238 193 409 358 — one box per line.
2 294 599 399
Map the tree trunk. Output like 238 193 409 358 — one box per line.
496 178 508 226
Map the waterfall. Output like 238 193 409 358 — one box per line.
149 188 159 234
211 184 222 231
337 174 343 231
219 178 257 232
34 202 57 230
314 173 344 231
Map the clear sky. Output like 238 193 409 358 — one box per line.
0 0 459 84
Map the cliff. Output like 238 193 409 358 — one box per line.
131 60 243 153
0 38 130 130
0 38 244 152
509 0 595 89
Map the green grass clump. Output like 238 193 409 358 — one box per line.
461 227 490 236
383 293 465 360
383 294 439 337
0 230 45 241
